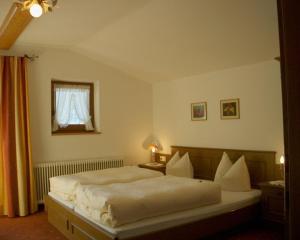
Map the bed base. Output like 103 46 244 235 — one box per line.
45 195 260 240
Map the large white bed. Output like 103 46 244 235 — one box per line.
46 146 278 240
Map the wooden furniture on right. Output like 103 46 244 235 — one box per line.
138 162 166 174
259 181 285 223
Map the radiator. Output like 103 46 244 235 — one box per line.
34 157 124 203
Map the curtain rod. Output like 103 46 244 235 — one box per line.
24 54 39 61
0 54 39 61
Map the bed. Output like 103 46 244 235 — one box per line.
46 146 280 240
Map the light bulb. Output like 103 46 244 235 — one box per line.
280 155 285 164
30 3 43 18
151 147 156 153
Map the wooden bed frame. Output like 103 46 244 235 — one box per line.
46 146 280 240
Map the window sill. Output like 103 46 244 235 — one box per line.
52 131 102 136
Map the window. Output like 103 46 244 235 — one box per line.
51 80 95 134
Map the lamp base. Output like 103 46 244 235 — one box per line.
151 152 156 162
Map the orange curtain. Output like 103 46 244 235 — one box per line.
0 56 37 217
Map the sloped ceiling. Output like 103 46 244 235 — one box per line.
0 0 279 83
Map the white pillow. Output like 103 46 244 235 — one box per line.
166 151 180 168
166 152 194 178
214 152 232 183
220 156 251 192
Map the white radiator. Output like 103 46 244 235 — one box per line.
34 157 124 203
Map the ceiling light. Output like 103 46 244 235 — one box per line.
19 0 58 18
29 3 43 18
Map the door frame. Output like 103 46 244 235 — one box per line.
277 0 300 239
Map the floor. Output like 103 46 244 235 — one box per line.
0 211 284 240
0 211 66 240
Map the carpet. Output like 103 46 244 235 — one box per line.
0 211 67 240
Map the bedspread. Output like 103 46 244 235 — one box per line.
75 176 221 227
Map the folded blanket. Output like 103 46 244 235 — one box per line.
75 176 221 227
49 166 163 201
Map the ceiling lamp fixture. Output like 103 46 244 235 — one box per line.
29 2 43 17
18 0 58 18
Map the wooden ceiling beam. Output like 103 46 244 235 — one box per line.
0 3 32 50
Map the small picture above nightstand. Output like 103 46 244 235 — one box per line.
259 181 285 224
138 162 166 174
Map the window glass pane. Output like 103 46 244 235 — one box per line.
69 102 85 124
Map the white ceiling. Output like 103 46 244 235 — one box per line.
0 0 280 83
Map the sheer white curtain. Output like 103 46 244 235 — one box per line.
52 84 94 131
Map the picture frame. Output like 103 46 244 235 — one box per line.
220 98 240 119
191 102 207 121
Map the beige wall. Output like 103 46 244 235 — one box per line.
153 60 284 162
28 49 153 165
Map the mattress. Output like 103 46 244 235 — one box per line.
48 192 74 209
49 166 163 201
50 188 261 239
75 176 221 227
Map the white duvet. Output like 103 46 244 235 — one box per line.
75 176 221 227
49 166 163 201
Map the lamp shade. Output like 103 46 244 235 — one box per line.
149 141 159 152
280 155 285 164
142 135 162 153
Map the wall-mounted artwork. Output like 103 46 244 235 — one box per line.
220 98 240 119
191 102 207 121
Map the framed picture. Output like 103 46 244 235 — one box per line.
191 102 207 121
220 98 240 119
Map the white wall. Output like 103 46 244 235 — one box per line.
28 49 153 165
153 60 284 162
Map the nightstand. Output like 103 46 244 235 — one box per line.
138 162 166 174
259 181 285 223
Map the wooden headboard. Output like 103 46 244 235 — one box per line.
157 146 281 187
